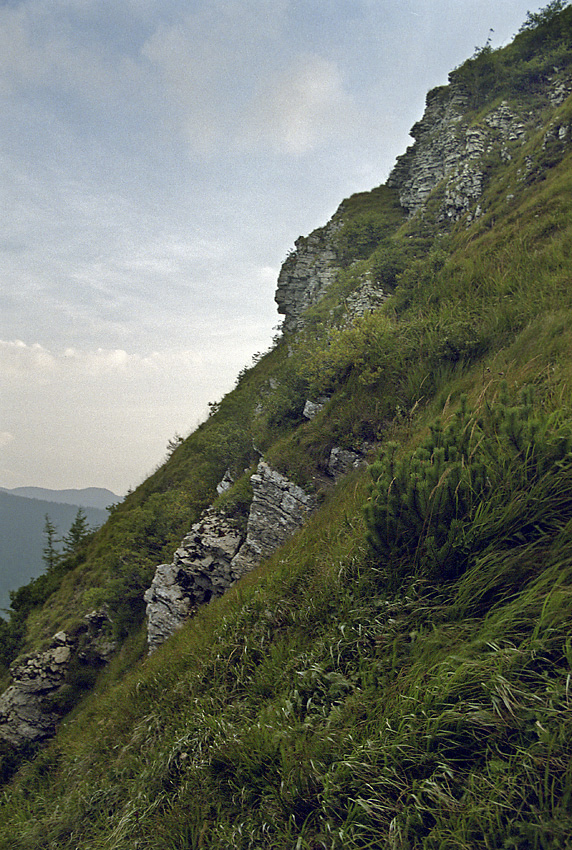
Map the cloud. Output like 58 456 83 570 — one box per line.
0 433 14 449
0 340 206 383
247 54 355 154
0 2 142 103
0 340 57 379
139 2 358 156
139 2 275 151
0 335 268 493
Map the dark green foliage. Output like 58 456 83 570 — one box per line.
335 185 405 265
61 509 91 557
519 0 570 33
214 468 254 532
41 515 62 572
449 2 572 108
9 554 76 618
368 238 408 289
46 654 100 716
0 612 25 671
365 388 572 586
336 215 393 264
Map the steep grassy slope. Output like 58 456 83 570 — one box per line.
2 5 572 847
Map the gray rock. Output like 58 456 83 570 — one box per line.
387 79 569 223
0 609 116 749
145 463 317 652
144 509 244 653
327 447 364 480
275 218 341 333
303 399 327 420
216 469 234 495
344 273 388 321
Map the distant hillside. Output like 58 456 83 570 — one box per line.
3 487 118 511
0 492 108 612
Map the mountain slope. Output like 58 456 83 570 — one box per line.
1 5 572 848
4 487 118 510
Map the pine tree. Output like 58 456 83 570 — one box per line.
364 387 572 586
42 515 62 572
62 508 91 557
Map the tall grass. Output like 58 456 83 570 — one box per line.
2 8 572 847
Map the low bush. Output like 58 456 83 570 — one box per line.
365 385 572 587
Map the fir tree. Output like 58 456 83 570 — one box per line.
42 514 62 572
62 508 91 557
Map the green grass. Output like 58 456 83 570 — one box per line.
2 6 572 847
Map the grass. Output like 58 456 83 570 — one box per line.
2 377 572 848
2 6 572 847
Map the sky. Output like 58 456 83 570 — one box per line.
0 0 543 496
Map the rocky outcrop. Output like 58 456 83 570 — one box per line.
327 447 365 481
387 83 470 219
145 462 317 652
144 508 244 654
344 272 389 320
275 217 341 333
387 75 571 223
0 632 72 748
275 74 572 337
229 461 317 576
303 398 329 420
0 611 114 748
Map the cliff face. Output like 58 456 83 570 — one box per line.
387 74 572 221
275 216 342 334
274 71 572 337
0 612 114 747
144 462 317 653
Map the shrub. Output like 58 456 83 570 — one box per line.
364 386 572 587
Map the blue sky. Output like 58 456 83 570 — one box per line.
0 0 541 494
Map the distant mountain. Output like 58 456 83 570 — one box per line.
3 487 119 510
0 491 108 613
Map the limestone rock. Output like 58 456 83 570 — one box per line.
0 633 74 747
327 447 364 481
144 509 244 653
344 273 388 321
275 217 341 333
145 463 317 652
387 78 568 223
303 398 328 420
0 609 115 749
230 461 317 576
81 609 116 663
216 469 234 495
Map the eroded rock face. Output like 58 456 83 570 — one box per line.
0 611 115 749
275 218 341 333
229 461 317 577
344 273 389 321
145 462 317 652
0 632 72 747
387 77 572 223
387 83 470 219
327 447 365 481
144 508 244 653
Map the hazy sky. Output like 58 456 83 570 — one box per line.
1 0 540 495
